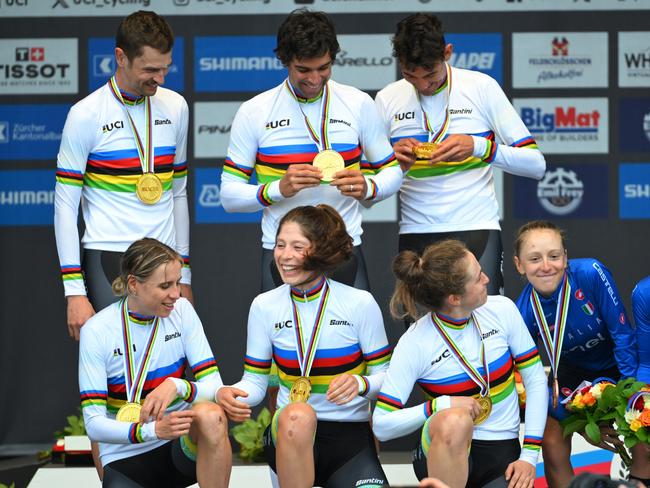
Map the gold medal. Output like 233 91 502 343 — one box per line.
135 173 163 205
116 402 142 423
313 150 345 182
474 396 492 425
413 142 439 159
289 376 312 403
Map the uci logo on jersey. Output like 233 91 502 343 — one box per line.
431 349 451 365
102 120 124 133
265 118 290 130
274 320 293 331
394 111 415 122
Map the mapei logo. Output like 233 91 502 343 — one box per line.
537 167 584 216
0 122 8 143
199 184 221 208
102 120 123 133
551 37 569 56
521 106 600 133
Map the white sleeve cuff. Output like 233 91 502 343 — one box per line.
140 421 158 442
471 135 487 159
266 180 285 203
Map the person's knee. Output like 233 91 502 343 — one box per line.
191 402 228 444
277 403 316 444
428 408 473 450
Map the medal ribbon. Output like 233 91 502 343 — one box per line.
291 280 331 377
530 272 571 383
108 76 154 175
431 312 490 397
284 79 331 152
416 62 452 144
121 298 160 404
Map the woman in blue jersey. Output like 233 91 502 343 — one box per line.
217 204 392 488
513 220 648 488
373 239 548 488
633 276 650 385
78 238 231 487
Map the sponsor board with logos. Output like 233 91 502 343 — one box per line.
194 167 262 223
0 38 77 94
513 164 608 219
619 163 650 219
194 101 240 159
0 169 54 226
195 36 285 93
88 37 184 93
619 98 650 153
619 32 650 88
334 34 395 91
1 0 648 17
446 33 503 85
512 32 607 88
0 104 70 160
513 98 608 154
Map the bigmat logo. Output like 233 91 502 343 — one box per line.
619 32 650 87
0 104 70 160
195 36 285 93
195 168 262 223
0 170 54 226
513 98 608 154
446 33 503 84
512 32 607 88
88 37 184 93
619 98 650 152
514 164 608 219
0 38 77 94
619 163 650 219
334 34 395 91
194 101 240 159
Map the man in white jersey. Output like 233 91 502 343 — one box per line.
375 13 546 295
55 11 192 341
221 8 403 292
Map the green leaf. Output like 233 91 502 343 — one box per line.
585 422 601 444
257 407 271 427
624 436 639 448
637 428 648 442
562 418 588 437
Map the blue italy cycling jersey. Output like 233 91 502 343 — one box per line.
632 275 650 383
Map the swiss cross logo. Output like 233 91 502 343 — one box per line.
31 47 45 62
551 37 569 56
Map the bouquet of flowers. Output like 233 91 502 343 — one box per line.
610 377 650 449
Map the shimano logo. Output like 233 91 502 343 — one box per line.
155 118 171 125
330 319 351 326
199 56 283 72
165 332 181 342
0 190 54 205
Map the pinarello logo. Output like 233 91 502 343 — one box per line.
575 289 584 300
552 37 569 56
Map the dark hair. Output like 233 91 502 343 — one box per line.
392 13 446 71
390 240 469 319
274 8 340 65
116 10 174 61
112 238 182 296
513 220 567 258
276 204 352 274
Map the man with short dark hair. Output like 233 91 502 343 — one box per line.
376 13 546 294
55 10 193 342
221 8 403 292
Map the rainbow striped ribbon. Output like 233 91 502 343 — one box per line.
416 62 452 144
108 76 153 175
430 312 490 397
121 298 160 404
530 272 571 384
291 280 331 378
284 79 332 152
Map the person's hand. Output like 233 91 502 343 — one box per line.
429 134 474 164
580 425 624 452
449 396 481 421
66 295 95 341
154 409 195 440
419 478 451 488
180 284 194 306
330 169 367 200
505 459 536 488
140 378 178 423
278 164 322 198
216 387 251 422
326 374 359 405
393 137 419 172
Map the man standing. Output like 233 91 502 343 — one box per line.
55 10 192 341
376 13 546 294
221 8 403 292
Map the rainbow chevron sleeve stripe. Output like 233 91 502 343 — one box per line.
376 392 403 412
363 344 392 368
80 390 107 409
481 139 497 163
244 355 272 375
512 135 539 150
256 183 274 206
513 346 541 370
523 435 542 451
191 357 219 380
61 264 83 284
56 168 84 187
173 161 188 179
223 158 253 181
128 423 144 444
358 375 370 396
181 379 197 403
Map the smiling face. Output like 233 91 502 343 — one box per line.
400 43 452 97
115 45 171 97
286 53 332 100
128 259 182 317
274 221 321 290
514 228 568 297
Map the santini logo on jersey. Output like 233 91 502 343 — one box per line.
330 319 351 326
155 118 172 126
165 332 181 342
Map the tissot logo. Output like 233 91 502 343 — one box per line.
15 48 29 62
266 119 289 130
394 111 415 121
552 37 569 56
155 118 172 125
102 120 123 133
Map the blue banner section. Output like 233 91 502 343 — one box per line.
194 36 287 92
619 163 650 219
194 167 262 223
619 98 650 152
0 170 54 226
514 164 608 219
0 104 70 160
447 33 503 84
88 37 185 93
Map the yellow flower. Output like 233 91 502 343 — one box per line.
630 419 642 432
